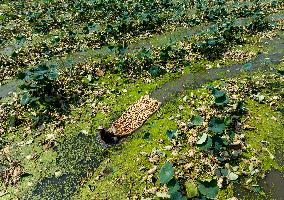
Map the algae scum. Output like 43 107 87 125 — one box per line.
1 0 284 199
25 132 103 200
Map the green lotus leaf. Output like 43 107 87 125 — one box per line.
220 168 229 176
167 179 180 195
198 179 219 199
212 135 227 150
208 86 229 106
243 62 253 70
208 117 226 134
20 92 30 105
49 68 59 80
170 191 187 200
149 65 162 77
197 136 212 151
159 161 174 184
166 129 178 140
278 69 284 75
215 94 229 106
191 115 204 126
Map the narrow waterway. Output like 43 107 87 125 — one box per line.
151 37 284 103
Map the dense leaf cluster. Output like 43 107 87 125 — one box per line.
157 86 249 199
0 0 282 81
0 0 283 127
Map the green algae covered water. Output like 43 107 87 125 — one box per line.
25 132 104 200
22 34 284 200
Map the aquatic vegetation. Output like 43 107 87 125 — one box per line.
72 69 283 199
1 0 283 81
159 161 175 185
0 0 284 199
151 84 251 199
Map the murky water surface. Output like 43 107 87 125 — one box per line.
26 132 103 200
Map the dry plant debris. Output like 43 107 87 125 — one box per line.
109 95 161 136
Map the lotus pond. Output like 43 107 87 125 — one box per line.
0 0 284 199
